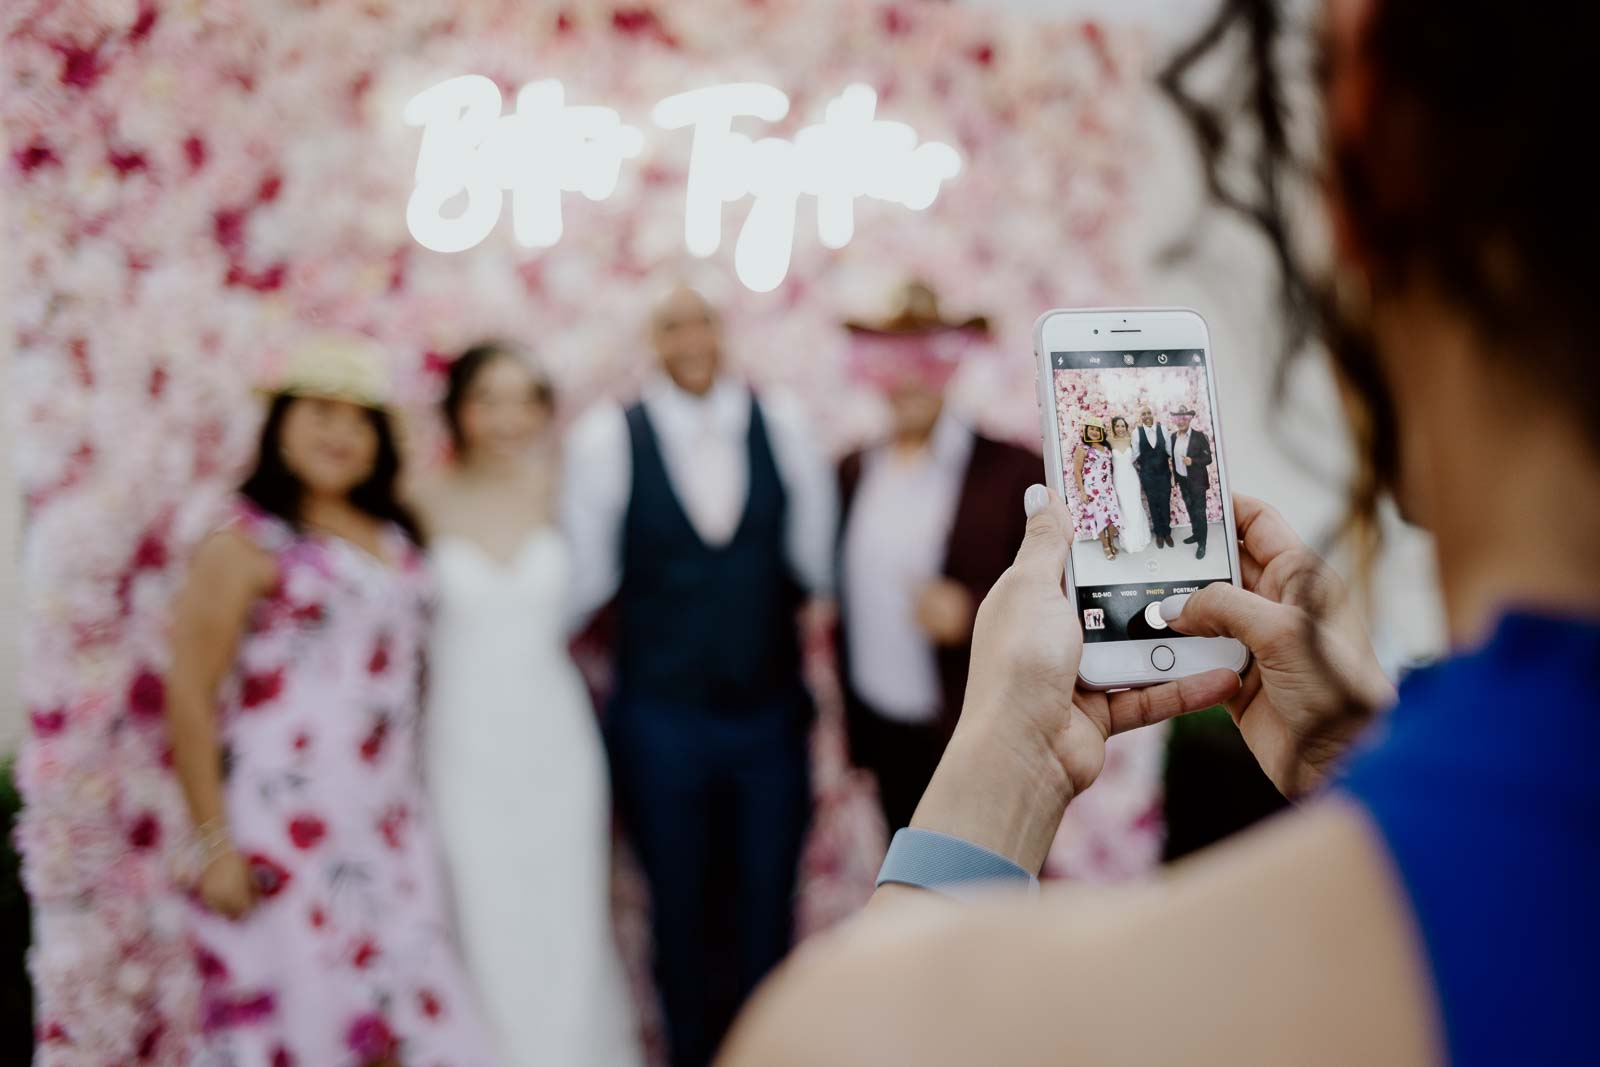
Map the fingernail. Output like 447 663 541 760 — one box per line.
1024 484 1049 518
1158 593 1190 622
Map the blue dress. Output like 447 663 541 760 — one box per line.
1333 611 1600 1065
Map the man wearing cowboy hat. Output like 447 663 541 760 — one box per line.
835 281 1038 833
1169 406 1215 559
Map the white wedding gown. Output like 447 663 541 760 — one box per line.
1111 447 1152 553
426 529 641 1067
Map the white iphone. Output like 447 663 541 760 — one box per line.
1034 307 1249 688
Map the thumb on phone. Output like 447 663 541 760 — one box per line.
1160 581 1296 649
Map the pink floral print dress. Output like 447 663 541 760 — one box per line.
186 499 497 1067
1072 443 1123 540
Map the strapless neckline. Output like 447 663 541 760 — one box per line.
432 527 561 574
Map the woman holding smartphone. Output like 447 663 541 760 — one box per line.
165 337 495 1067
721 2 1598 1065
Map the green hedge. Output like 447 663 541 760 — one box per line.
0 758 33 1058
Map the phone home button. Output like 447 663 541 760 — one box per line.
1151 645 1176 672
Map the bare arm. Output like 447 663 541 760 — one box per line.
723 801 1436 1067
1072 443 1086 497
166 530 274 914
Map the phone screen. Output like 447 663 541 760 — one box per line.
1051 347 1235 643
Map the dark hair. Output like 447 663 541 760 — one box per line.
1161 0 1593 546
1159 0 1593 790
1081 423 1107 446
1111 415 1130 436
440 341 555 455
240 394 424 544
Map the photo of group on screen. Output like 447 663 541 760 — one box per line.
1060 374 1231 588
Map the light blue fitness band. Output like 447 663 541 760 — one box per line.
876 828 1039 898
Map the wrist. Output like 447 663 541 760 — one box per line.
909 716 1074 874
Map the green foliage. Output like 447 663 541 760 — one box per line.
0 757 34 1058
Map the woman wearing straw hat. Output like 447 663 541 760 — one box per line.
1072 415 1124 560
164 335 497 1067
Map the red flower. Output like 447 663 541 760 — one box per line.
240 668 285 709
418 988 443 1020
270 1047 296 1067
128 669 165 719
378 804 408 850
203 991 276 1031
968 42 995 66
183 135 207 171
212 207 247 252
345 1012 397 1059
127 811 161 850
291 601 325 626
292 732 311 754
256 172 283 203
14 140 61 174
309 904 326 929
54 42 106 90
30 707 67 737
108 148 148 176
352 937 380 969
244 852 292 899
286 813 327 850
130 3 159 41
881 5 913 35
133 532 167 570
611 7 677 46
195 945 229 981
359 717 390 763
366 635 391 675
136 1019 165 1059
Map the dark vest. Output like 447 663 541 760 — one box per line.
1138 424 1169 470
617 398 803 710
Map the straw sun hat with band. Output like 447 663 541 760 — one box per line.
258 333 392 411
1080 414 1110 445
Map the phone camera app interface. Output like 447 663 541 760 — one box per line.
1052 349 1234 643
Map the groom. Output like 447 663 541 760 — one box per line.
1170 406 1215 559
1133 404 1175 548
564 283 835 1067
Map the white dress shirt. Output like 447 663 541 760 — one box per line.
1172 427 1192 479
561 375 836 627
841 414 973 723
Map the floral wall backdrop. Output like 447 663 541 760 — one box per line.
4 1 1150 1061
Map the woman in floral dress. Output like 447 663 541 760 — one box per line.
1071 415 1124 559
164 336 497 1067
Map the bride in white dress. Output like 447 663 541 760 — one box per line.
1108 415 1152 554
413 343 641 1067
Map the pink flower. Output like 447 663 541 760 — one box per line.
345 1011 397 1058
418 988 443 1020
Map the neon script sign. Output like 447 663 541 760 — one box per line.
404 76 962 292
